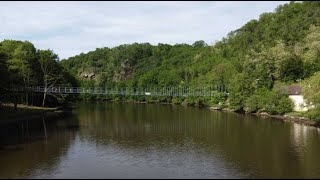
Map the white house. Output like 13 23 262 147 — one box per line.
287 85 309 112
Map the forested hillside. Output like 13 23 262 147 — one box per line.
61 2 320 87
1 1 320 119
58 1 320 118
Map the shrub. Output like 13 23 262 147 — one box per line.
182 97 195 106
245 95 259 113
182 97 201 106
244 88 294 115
209 91 227 106
172 97 183 104
306 108 320 121
276 96 294 115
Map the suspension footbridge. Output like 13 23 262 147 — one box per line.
10 85 228 97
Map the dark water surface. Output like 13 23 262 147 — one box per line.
0 102 320 179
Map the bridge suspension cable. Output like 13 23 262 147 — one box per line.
9 85 228 97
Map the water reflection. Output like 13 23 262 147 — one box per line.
0 102 320 178
289 123 320 178
291 123 308 154
0 114 79 178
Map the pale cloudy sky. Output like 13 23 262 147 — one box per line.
0 1 288 59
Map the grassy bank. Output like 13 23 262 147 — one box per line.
0 104 61 125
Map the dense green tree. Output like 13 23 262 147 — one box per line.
7 41 38 104
0 49 8 89
192 40 208 48
228 72 256 111
38 49 62 107
302 25 320 77
301 72 320 107
0 49 10 105
211 62 236 89
301 72 320 120
0 40 76 107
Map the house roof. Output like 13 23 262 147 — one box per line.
287 85 302 95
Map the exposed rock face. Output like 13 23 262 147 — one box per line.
113 59 133 82
80 72 96 79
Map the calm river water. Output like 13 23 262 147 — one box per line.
0 102 320 178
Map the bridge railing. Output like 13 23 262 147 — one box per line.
10 86 228 97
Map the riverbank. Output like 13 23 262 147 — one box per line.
209 107 320 128
0 103 67 125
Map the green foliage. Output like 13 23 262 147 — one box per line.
228 72 256 111
218 1 320 61
245 95 259 113
277 96 295 115
0 50 9 89
37 49 63 85
8 41 39 86
208 91 227 107
0 40 77 106
305 108 320 121
192 40 208 48
211 62 237 88
182 97 204 107
244 88 294 115
301 72 320 108
302 25 320 77
172 97 183 104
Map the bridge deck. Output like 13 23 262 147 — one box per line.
9 86 228 97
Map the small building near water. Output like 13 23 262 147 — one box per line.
287 85 309 112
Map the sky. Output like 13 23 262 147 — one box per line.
0 1 289 59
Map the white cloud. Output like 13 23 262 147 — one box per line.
0 1 288 59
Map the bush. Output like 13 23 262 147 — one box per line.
182 97 196 106
244 88 271 113
209 91 227 106
245 95 259 113
172 97 183 104
276 96 294 115
244 88 294 115
182 97 205 106
306 108 320 121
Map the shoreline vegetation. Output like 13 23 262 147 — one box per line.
212 108 320 128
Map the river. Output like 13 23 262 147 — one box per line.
0 102 320 178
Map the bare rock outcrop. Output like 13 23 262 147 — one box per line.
80 72 96 79
113 59 133 82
